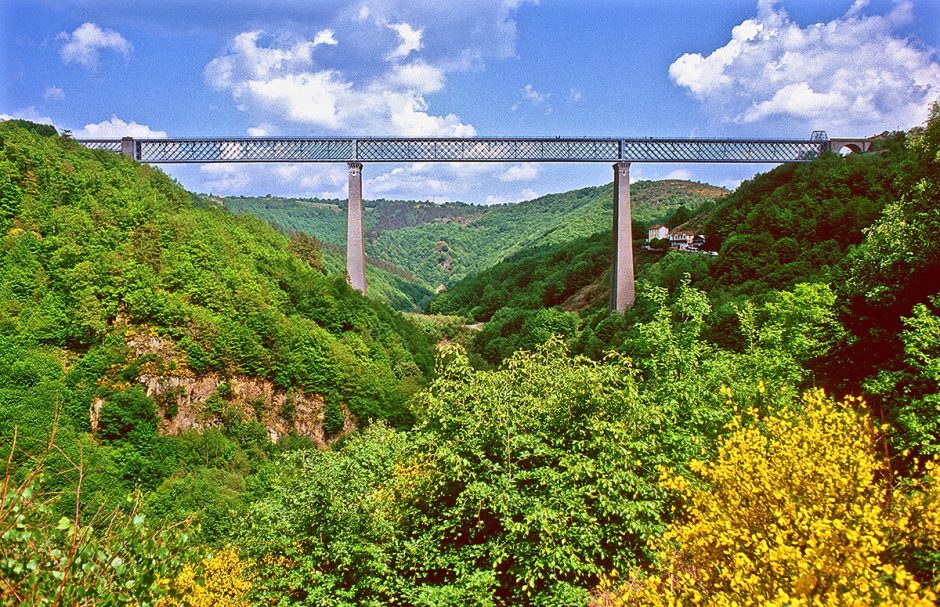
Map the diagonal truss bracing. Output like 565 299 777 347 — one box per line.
77 136 829 164
79 140 124 153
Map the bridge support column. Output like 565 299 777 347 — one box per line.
609 161 635 313
120 137 135 159
346 162 367 295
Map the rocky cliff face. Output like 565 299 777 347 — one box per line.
90 326 354 445
138 371 330 445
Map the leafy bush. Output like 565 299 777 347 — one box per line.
239 424 408 606
865 294 940 457
156 546 251 607
604 390 940 606
473 306 580 364
98 387 158 443
146 468 247 542
323 397 344 435
395 341 659 605
0 430 196 606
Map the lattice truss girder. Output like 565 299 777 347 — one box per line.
79 140 123 153
77 137 827 163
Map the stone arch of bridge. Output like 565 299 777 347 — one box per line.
829 138 871 155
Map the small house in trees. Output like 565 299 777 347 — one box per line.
648 224 669 241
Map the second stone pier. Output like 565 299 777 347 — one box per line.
609 161 635 313
346 162 367 295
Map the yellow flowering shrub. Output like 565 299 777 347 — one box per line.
890 461 940 585
157 546 251 607
601 390 940 606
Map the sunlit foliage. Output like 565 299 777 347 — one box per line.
156 546 251 607
865 293 940 456
0 429 194 606
602 391 940 606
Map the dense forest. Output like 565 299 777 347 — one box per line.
1 104 939 606
199 196 434 312
430 122 937 379
0 119 436 603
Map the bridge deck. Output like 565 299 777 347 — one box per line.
77 136 828 164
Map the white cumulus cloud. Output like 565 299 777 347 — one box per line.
484 187 538 206
247 124 276 136
205 31 321 88
243 71 349 128
520 188 538 200
668 0 940 132
362 162 514 203
58 22 133 70
0 107 55 125
499 163 540 182
664 168 693 181
518 84 552 114
369 165 447 196
193 2 532 198
75 116 167 138
386 22 423 60
388 61 445 93
204 30 474 136
522 84 548 104
199 164 251 193
313 29 338 46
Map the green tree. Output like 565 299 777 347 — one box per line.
396 341 659 606
98 387 158 443
864 294 940 457
239 424 408 607
848 103 940 305
0 429 196 606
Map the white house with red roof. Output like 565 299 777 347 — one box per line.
648 224 669 241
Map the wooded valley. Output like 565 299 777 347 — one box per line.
1 104 939 606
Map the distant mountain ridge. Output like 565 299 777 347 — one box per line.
220 179 727 289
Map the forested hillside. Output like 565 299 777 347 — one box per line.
0 119 434 569
218 195 485 246
2 107 939 607
223 180 726 289
429 120 936 375
200 196 434 311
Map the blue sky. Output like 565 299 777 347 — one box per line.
2 0 939 203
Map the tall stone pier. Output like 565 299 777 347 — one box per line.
121 137 135 159
609 161 635 313
346 162 367 295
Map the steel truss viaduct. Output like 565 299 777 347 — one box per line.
78 133 871 312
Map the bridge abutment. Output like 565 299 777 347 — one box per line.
610 161 635 313
121 137 135 159
828 138 872 154
346 162 367 295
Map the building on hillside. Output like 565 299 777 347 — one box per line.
647 224 708 252
648 224 669 241
669 231 695 249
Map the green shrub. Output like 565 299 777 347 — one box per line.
98 387 158 443
323 397 344 435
